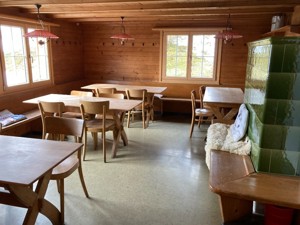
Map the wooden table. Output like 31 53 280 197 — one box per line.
0 135 82 225
203 87 244 124
23 94 142 158
81 83 167 94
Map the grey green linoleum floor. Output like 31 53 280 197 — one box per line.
0 114 222 225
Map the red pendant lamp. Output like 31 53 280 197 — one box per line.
23 4 59 45
215 14 243 44
110 17 134 45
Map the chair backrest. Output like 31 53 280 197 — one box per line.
125 89 147 102
38 101 66 117
96 87 117 96
191 90 197 114
71 90 93 97
43 116 84 142
199 86 206 108
98 93 125 99
38 101 66 139
80 100 110 119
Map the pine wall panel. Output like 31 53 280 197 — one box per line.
82 18 272 105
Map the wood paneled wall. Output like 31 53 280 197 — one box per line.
82 17 272 102
51 22 84 84
0 7 299 116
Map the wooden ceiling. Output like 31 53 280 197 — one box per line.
0 0 298 24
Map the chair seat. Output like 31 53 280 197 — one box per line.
51 155 79 179
62 112 82 118
195 108 214 116
85 119 115 131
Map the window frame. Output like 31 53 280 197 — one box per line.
0 19 54 94
160 28 223 84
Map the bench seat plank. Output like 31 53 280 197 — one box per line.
209 150 254 189
219 173 300 210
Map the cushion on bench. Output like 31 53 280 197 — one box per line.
0 109 27 127
230 103 249 142
205 123 251 170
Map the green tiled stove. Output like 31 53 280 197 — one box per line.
244 37 300 176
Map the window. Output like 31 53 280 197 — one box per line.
0 22 52 91
161 29 222 84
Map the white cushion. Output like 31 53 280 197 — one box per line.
230 104 249 142
204 122 251 170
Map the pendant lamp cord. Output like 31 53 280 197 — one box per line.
121 16 126 34
35 4 45 30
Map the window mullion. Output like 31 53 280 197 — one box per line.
186 34 193 79
24 29 33 84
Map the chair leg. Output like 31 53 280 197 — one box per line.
102 131 106 163
146 108 151 128
92 132 98 150
83 130 88 161
142 108 145 129
56 180 60 193
127 110 131 128
151 107 154 121
59 179 64 225
78 163 89 198
189 117 195 138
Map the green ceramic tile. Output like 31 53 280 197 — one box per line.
296 154 300 176
257 148 271 172
269 149 296 175
250 142 260 171
253 104 265 122
266 73 295 99
263 99 278 125
285 126 300 151
261 125 287 149
247 105 263 146
282 44 300 73
269 44 284 72
275 100 300 126
275 100 292 125
292 73 300 100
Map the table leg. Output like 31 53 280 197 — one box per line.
111 111 128 158
3 171 61 225
210 106 239 124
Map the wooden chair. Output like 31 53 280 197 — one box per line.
70 90 93 97
190 90 214 138
42 116 89 224
97 93 125 99
80 100 117 162
95 87 117 96
125 89 152 129
38 101 66 139
62 90 94 119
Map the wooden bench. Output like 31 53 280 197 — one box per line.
156 96 194 115
1 109 41 136
209 149 300 224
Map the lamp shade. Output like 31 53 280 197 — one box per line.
23 29 59 39
215 30 243 43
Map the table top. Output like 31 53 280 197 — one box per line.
23 94 142 111
81 83 167 94
203 87 244 105
0 135 82 186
